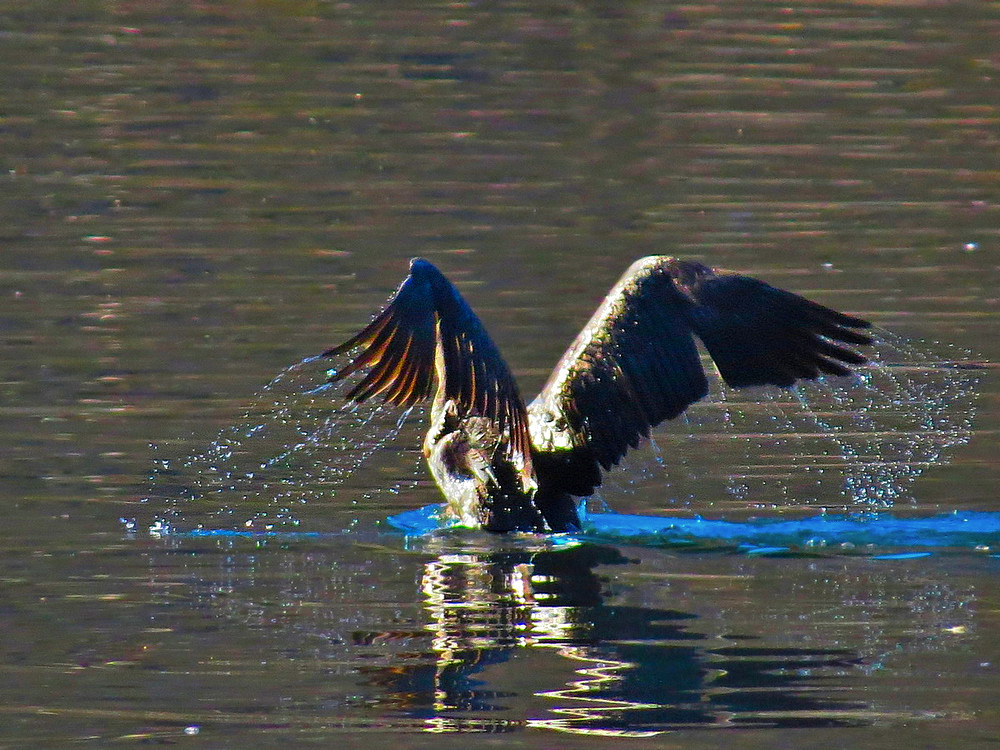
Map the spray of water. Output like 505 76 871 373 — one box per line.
598 329 978 512
794 329 978 507
142 330 978 535
143 353 423 533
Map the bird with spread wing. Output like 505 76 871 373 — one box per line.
324 257 872 533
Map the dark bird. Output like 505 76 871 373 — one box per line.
324 257 872 533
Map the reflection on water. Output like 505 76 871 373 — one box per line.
356 543 870 735
2 0 998 746
130 534 985 738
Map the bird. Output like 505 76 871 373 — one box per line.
323 257 872 533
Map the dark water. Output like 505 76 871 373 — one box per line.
2 1 998 747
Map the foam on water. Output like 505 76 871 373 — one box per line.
384 503 998 553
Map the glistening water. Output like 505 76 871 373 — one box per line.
2 1 998 748
143 330 984 545
125 319 993 743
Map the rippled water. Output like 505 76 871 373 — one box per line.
2 1 998 747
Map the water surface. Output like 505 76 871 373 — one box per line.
1 1 998 747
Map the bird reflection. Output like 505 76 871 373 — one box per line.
352 543 870 735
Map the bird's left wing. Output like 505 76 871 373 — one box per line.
323 258 533 473
529 257 872 488
528 257 709 486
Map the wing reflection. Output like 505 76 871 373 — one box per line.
137 529 983 736
352 543 871 735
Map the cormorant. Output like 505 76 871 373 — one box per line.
324 257 872 533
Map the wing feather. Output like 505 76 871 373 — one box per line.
529 257 872 488
673 265 872 388
324 258 533 472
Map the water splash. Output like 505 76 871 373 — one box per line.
144 353 423 532
385 504 999 553
142 331 979 535
603 330 978 511
795 329 978 507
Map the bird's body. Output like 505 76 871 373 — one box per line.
325 257 872 533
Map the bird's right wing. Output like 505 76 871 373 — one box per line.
323 258 533 476
529 257 872 490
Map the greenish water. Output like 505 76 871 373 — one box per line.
1 1 998 747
